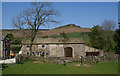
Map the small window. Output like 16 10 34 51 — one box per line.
42 44 45 48
27 51 30 56
46 53 49 56
36 52 39 56
32 52 35 55
27 45 30 47
41 50 45 57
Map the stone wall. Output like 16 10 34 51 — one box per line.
21 43 85 58
28 56 82 64
0 40 3 58
85 46 103 56
20 53 118 64
83 54 118 63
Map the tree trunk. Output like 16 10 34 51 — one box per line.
29 39 34 56
29 31 37 56
107 36 112 52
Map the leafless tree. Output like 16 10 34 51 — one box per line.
102 20 116 31
102 20 116 51
12 2 59 56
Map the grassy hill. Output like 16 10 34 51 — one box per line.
2 24 91 38
53 24 81 29
42 32 90 44
47 24 91 37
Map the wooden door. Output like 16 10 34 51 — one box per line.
64 47 72 57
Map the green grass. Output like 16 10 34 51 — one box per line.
2 61 118 74
42 32 89 42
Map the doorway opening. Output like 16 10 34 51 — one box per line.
64 47 73 57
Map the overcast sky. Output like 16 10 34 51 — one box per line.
2 2 118 29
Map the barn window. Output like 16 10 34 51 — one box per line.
36 52 39 56
46 53 49 56
27 44 30 48
27 51 30 56
41 50 45 57
32 52 35 55
42 44 45 48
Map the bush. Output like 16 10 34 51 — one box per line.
16 55 23 64
2 63 8 68
11 46 22 54
21 59 36 62
16 55 36 64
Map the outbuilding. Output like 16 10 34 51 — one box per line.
21 38 85 58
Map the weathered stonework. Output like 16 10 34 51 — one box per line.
0 36 10 59
21 38 85 58
85 46 103 56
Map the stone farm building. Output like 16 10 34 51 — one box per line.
21 38 85 58
0 36 10 59
21 38 103 58
0 37 103 59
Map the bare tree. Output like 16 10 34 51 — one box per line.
102 20 116 31
102 20 116 51
12 2 59 56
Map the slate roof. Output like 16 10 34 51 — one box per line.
22 38 85 44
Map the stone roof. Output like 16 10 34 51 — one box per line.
85 46 102 52
22 38 84 44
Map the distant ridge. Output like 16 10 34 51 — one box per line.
2 24 91 38
2 29 50 31
54 24 81 29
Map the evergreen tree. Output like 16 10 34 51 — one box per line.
114 25 120 54
89 25 104 50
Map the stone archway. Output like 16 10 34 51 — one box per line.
64 47 73 57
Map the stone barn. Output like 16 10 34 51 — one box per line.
85 46 103 56
0 36 10 59
21 38 85 58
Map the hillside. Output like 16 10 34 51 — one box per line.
53 24 81 29
48 24 91 36
2 29 49 38
2 24 91 38
42 32 90 44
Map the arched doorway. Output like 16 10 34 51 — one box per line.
64 47 73 57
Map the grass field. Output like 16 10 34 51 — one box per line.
2 61 118 74
42 32 89 42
